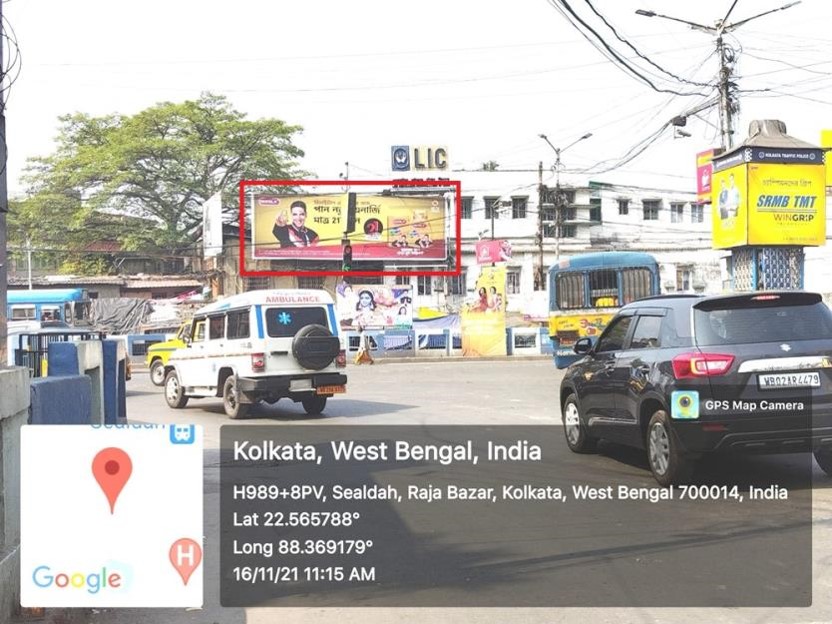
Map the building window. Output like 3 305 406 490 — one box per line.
461 197 472 219
676 266 693 291
395 275 411 286
542 205 557 221
671 202 684 223
417 276 432 296
618 199 629 215
507 270 521 295
562 225 577 238
448 271 466 295
297 276 325 289
643 200 660 221
483 196 500 220
691 204 704 223
589 197 602 222
511 196 527 219
561 189 576 204
360 275 383 285
245 277 270 291
562 206 576 221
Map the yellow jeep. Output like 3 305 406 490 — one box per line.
146 321 205 386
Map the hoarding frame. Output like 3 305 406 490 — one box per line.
239 179 462 278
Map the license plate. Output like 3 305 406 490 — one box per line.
289 379 313 392
758 372 821 390
317 385 346 395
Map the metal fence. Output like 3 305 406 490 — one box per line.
13 331 106 378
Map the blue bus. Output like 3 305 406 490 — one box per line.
7 288 92 326
548 252 660 368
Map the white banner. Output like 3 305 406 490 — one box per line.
202 192 223 258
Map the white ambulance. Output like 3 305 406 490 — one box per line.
163 289 347 418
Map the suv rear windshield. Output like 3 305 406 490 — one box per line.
694 298 832 346
265 307 329 338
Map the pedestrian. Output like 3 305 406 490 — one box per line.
354 323 374 365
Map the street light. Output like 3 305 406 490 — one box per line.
537 132 592 283
635 2 802 149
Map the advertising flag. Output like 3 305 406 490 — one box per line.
461 266 506 357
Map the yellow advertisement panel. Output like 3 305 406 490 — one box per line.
747 163 826 246
461 266 506 357
711 163 748 249
252 193 446 261
822 130 832 187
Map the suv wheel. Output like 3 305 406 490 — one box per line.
150 359 166 386
223 376 250 420
647 410 694 486
562 395 596 453
814 449 832 475
302 395 327 415
164 370 189 409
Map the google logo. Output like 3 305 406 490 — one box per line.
32 566 124 594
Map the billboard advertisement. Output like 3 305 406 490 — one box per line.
252 193 447 261
336 283 413 329
461 266 506 357
696 148 722 203
712 161 826 248
475 239 512 265
822 130 832 187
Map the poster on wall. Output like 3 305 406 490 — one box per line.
461 266 506 357
336 283 413 329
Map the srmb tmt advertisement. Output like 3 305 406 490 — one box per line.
712 147 826 248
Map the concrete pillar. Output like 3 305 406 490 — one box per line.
0 367 30 621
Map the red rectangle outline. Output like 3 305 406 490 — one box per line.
239 179 462 278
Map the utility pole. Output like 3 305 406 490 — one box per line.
636 1 802 151
539 132 592 268
26 239 32 289
0 0 8 367
537 161 545 291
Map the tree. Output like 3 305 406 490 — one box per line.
481 161 499 171
14 92 305 258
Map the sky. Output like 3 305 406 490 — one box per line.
4 0 832 197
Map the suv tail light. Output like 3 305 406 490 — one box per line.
336 349 347 368
672 353 734 379
251 353 266 372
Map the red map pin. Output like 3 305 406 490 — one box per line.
92 447 132 514
170 538 202 585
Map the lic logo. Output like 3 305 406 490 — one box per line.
170 425 196 445
391 145 410 171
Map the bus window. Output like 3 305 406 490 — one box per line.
64 303 73 323
74 301 91 324
556 274 585 310
621 268 652 304
10 305 36 320
589 269 618 307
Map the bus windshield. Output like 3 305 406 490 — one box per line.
548 252 660 368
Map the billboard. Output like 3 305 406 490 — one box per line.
696 148 723 203
461 266 506 357
336 283 413 329
252 193 447 261
475 239 512 265
712 161 826 248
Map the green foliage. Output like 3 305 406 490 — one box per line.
14 92 305 261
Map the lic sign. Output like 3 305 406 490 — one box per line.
391 145 448 172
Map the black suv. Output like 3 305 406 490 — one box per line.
559 291 832 485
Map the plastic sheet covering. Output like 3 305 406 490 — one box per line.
90 298 153 334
